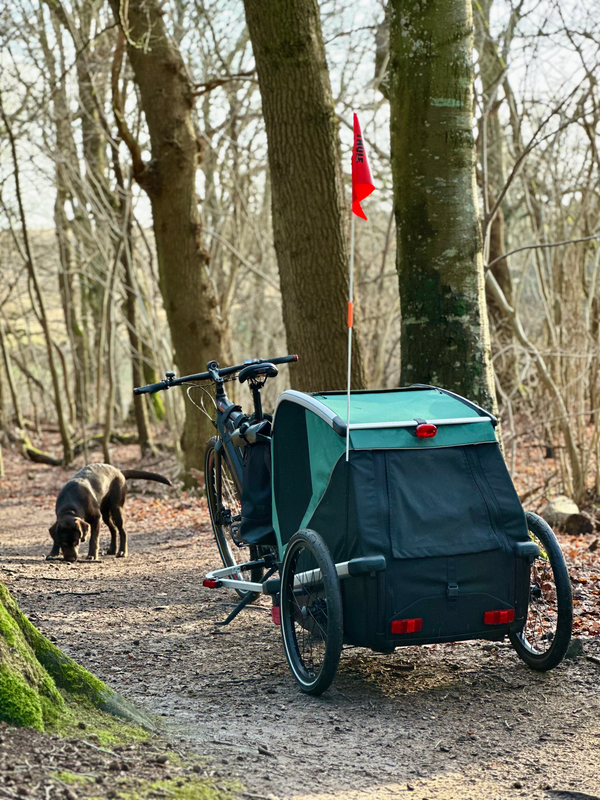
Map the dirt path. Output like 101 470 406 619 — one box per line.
1 446 600 800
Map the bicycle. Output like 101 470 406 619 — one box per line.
134 355 297 597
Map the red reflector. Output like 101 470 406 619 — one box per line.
484 609 515 625
391 617 423 634
271 606 281 626
203 579 218 589
416 423 437 439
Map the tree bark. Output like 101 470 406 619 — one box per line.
388 0 496 411
474 0 517 389
119 200 154 454
0 94 73 463
242 0 365 392
0 325 24 429
109 1 222 475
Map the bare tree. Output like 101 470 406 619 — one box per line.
109 0 222 477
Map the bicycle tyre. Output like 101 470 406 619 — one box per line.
280 529 343 696
509 512 573 670
204 437 263 598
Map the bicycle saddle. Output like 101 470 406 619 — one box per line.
238 362 278 384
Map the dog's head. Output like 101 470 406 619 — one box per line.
49 516 91 562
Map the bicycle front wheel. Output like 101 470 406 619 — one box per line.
204 437 263 598
509 512 573 670
280 529 343 696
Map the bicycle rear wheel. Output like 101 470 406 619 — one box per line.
204 437 263 597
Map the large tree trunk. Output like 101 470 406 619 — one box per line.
109 1 222 476
474 0 517 391
388 0 496 411
242 0 365 392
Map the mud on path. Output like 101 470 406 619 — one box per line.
1 443 600 800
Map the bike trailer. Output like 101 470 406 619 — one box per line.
271 386 536 652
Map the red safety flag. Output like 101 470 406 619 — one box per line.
352 113 375 220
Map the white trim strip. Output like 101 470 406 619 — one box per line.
274 389 340 428
348 417 490 430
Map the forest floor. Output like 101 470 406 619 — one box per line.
1 437 600 800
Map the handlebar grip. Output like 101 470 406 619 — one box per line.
133 381 167 395
271 354 298 365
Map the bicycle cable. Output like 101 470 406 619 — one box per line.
183 382 218 424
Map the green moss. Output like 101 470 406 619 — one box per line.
51 771 91 785
52 699 149 745
115 778 232 800
0 601 18 645
0 664 44 730
0 583 153 735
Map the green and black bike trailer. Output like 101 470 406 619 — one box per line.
271 385 538 653
137 355 572 695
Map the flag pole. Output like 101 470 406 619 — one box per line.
346 212 355 462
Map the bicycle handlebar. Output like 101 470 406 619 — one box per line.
133 354 298 395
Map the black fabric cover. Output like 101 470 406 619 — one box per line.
305 441 530 649
272 400 312 544
239 441 277 546
308 442 528 565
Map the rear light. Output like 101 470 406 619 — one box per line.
484 609 515 625
391 617 423 634
203 579 220 589
416 423 437 439
271 606 281 626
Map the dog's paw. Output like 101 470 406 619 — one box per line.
106 548 117 556
116 551 128 558
45 555 60 561
87 555 101 562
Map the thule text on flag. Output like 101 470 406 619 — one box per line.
352 114 375 220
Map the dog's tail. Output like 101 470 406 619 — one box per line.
121 470 172 486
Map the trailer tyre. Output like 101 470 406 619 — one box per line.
280 530 343 696
509 512 573 671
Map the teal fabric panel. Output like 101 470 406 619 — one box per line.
314 388 479 424
349 420 496 449
300 413 346 529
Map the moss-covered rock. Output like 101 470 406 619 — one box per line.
0 582 154 733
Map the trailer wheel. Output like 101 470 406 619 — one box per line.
280 530 343 696
509 512 573 670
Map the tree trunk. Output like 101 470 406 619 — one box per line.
0 95 73 463
388 0 496 411
0 325 24 429
119 200 154 455
109 1 222 476
474 0 517 390
242 0 365 392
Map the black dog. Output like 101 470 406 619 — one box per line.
48 464 172 562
